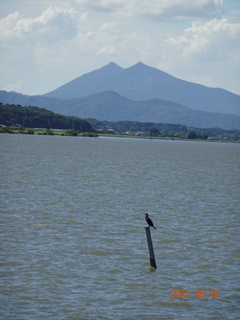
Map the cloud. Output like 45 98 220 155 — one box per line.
97 44 116 55
161 17 240 93
74 0 224 18
0 7 86 45
2 80 23 93
159 0 224 18
99 22 121 34
165 18 240 62
0 1 239 95
0 11 23 39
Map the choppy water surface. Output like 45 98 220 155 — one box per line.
1 134 239 319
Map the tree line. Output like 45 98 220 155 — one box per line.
0 103 93 132
1 103 239 140
87 118 239 140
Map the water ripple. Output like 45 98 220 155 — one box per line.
1 135 239 320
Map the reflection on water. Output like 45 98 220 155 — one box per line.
1 135 239 319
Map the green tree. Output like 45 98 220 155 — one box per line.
65 129 78 136
150 127 160 137
0 126 11 133
187 130 197 139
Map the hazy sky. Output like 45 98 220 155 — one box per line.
0 0 240 95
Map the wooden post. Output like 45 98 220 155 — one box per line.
145 227 157 269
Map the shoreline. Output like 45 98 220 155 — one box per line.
1 129 239 143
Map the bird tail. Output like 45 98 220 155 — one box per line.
153 226 156 230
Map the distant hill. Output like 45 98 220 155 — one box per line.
44 62 240 117
0 90 61 110
87 118 239 141
0 103 93 132
53 91 240 130
0 90 240 130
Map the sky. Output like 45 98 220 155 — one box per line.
0 0 240 96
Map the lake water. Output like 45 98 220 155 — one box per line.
0 134 239 320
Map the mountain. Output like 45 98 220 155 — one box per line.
1 62 240 130
44 62 240 117
44 62 124 100
1 90 240 130
0 90 60 108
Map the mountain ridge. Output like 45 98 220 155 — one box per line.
1 89 240 130
1 62 240 130
43 62 240 117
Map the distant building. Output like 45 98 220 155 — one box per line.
9 124 23 130
135 132 148 136
97 128 115 134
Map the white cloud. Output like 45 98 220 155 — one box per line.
161 17 240 93
0 7 86 45
0 1 239 95
0 11 23 39
99 22 121 34
2 81 23 93
165 18 240 62
97 44 116 55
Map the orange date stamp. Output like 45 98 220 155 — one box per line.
171 289 220 298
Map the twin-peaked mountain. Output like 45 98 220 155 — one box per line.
44 62 240 117
1 62 240 129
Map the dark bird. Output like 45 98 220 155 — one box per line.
145 213 156 229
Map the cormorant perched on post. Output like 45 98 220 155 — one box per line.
145 213 156 229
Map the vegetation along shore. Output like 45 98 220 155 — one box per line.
0 103 239 142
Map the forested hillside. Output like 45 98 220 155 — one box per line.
1 89 240 130
0 103 93 132
1 103 239 140
87 118 240 140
